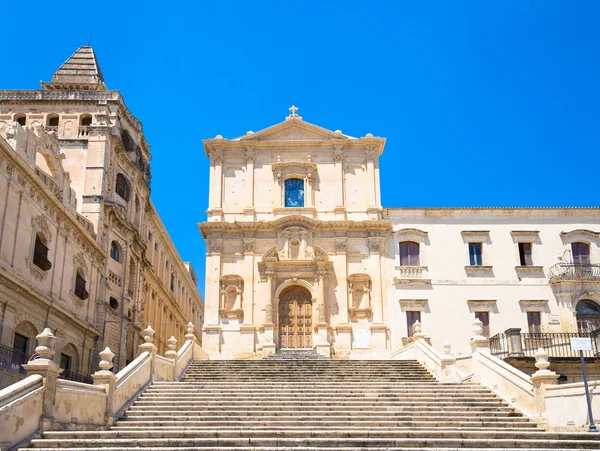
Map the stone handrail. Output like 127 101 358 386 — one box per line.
55 379 107 428
0 375 45 449
113 351 152 415
154 354 174 381
175 339 193 380
0 324 205 450
193 341 210 360
476 350 534 416
545 380 600 430
392 339 462 383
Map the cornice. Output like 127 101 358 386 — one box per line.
198 218 393 237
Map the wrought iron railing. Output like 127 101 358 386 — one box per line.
548 263 600 281
0 344 28 374
59 369 93 384
490 329 600 359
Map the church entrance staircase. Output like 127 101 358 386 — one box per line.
21 359 600 450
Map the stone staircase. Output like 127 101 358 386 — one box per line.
22 359 600 450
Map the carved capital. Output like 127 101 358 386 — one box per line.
208 240 223 254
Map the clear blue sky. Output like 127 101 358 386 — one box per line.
2 1 599 297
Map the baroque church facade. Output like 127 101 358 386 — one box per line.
199 107 600 361
0 47 203 388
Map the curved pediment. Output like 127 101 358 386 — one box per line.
272 215 319 232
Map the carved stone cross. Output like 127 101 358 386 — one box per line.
288 105 299 117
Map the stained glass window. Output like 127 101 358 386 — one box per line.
285 178 304 207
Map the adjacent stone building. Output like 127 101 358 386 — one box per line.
0 46 203 388
199 107 600 365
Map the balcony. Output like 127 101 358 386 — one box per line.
549 263 600 283
393 266 431 285
0 344 28 374
490 328 600 359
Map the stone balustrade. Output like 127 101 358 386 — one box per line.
0 322 205 450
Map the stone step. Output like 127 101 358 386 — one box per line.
111 422 540 430
22 447 598 451
135 395 502 402
119 414 534 423
27 436 600 449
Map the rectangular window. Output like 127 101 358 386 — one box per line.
469 242 483 266
284 178 305 207
75 272 89 300
60 353 72 371
572 242 591 265
399 242 420 266
527 312 542 334
518 242 533 266
33 236 52 271
170 274 175 291
13 333 29 354
406 311 421 337
475 311 490 337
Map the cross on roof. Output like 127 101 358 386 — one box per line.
288 105 299 117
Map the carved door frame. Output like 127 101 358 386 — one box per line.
276 285 314 349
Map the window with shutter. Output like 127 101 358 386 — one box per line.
33 234 52 271
74 271 89 300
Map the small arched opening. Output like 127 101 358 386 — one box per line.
576 299 600 334
14 114 26 126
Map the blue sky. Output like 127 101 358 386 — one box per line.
2 1 599 296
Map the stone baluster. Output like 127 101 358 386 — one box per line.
23 328 61 430
138 325 158 381
531 347 559 426
185 322 195 342
92 347 116 426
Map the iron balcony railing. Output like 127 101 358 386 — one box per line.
548 263 600 281
59 369 93 384
490 328 600 359
0 344 28 374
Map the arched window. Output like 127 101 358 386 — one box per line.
33 233 52 271
115 173 131 201
74 268 89 300
109 297 119 309
576 300 600 333
399 241 420 266
80 115 92 126
284 178 304 207
14 114 26 126
110 241 121 262
46 114 59 128
572 242 590 265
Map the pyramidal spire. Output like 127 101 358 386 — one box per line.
42 46 107 91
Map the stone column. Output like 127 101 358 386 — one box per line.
23 328 61 430
207 150 224 219
0 303 16 347
531 347 559 427
92 347 117 426
262 269 276 357
315 265 331 357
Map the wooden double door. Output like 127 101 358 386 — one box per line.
279 287 313 349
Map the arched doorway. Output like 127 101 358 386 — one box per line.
279 286 312 349
576 299 600 333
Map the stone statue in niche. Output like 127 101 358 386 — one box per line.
219 274 244 322
347 273 373 322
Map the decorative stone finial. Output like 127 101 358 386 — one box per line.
165 336 178 361
142 325 155 344
413 320 422 334
215 134 223 140
334 130 342 134
443 341 452 356
365 133 373 138
185 322 195 341
473 319 484 338
246 131 254 135
35 327 58 360
98 347 115 371
534 347 550 372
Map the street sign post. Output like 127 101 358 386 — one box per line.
570 337 598 433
